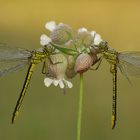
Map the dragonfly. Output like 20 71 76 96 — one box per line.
94 41 140 129
0 42 77 124
0 43 51 123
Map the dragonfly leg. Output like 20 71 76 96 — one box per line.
42 61 47 74
90 57 102 71
48 57 62 65
12 63 36 123
110 64 117 129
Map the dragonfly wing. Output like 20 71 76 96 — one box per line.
0 43 31 60
0 59 30 77
118 52 140 77
0 43 32 77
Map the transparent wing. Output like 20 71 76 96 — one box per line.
0 43 32 77
118 52 140 77
0 43 31 60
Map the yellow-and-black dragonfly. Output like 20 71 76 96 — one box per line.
0 42 77 124
94 41 140 129
0 43 50 123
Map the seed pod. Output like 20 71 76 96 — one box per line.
47 53 68 79
74 53 94 74
50 24 72 45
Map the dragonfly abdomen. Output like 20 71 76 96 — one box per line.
12 63 36 123
12 50 48 123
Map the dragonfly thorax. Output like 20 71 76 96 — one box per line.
101 44 118 65
31 51 48 64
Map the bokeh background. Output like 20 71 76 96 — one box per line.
0 0 140 140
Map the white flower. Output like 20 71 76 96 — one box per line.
91 31 102 45
91 31 96 37
78 27 88 33
44 77 73 89
45 21 57 31
94 33 102 45
40 34 52 46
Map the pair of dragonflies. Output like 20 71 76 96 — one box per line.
0 41 140 129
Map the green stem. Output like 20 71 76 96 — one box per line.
77 74 84 140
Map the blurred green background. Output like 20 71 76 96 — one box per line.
0 0 140 140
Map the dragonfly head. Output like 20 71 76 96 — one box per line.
97 41 109 52
43 44 56 54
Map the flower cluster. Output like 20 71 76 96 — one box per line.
40 21 103 89
40 21 102 46
40 21 73 46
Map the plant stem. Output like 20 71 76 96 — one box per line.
77 73 84 140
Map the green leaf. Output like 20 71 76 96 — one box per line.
51 42 78 55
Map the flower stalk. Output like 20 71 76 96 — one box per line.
77 73 84 140
41 21 103 140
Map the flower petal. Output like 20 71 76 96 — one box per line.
59 80 64 88
53 79 59 86
91 31 96 37
40 34 52 46
78 27 88 33
45 21 56 31
44 77 53 87
94 34 102 45
66 80 73 88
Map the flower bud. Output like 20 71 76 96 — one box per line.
74 53 94 74
66 68 77 79
66 55 77 78
67 55 75 69
65 40 75 48
50 24 72 45
76 32 94 47
90 46 100 54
